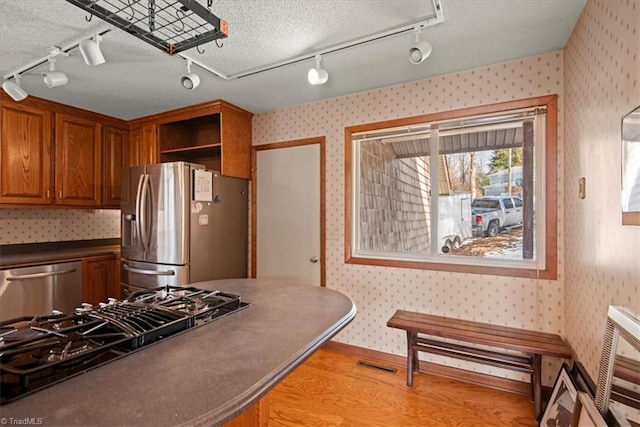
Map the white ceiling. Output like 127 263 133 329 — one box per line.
0 0 586 120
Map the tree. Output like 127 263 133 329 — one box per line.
445 153 470 192
445 152 483 198
489 148 523 172
470 151 477 199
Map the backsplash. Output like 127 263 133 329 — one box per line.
0 209 121 244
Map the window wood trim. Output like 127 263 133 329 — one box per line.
344 95 558 280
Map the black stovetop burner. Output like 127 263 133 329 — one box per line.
0 285 249 404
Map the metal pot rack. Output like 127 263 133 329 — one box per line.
65 0 228 55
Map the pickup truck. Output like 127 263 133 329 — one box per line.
471 196 523 237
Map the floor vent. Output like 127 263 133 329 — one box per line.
357 360 397 374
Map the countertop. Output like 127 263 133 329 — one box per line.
0 279 357 426
0 239 120 268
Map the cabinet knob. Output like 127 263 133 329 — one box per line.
46 189 50 199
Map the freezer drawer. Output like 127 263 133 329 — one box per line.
0 261 83 322
121 260 189 291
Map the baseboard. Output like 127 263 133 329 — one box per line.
323 340 533 397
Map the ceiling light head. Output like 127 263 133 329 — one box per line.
79 35 105 66
181 60 200 90
2 74 28 102
308 54 328 85
42 56 69 88
409 27 432 65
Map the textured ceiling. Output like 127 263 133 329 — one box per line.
0 0 586 120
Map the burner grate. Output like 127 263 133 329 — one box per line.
0 286 248 404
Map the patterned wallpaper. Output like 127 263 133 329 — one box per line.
0 209 120 244
253 51 566 383
563 0 640 382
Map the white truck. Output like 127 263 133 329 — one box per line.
471 196 523 237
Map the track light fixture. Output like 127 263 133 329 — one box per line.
408 27 432 65
181 59 200 90
79 35 105 66
308 54 329 85
2 74 28 102
43 56 69 88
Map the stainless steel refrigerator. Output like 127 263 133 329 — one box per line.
120 161 248 297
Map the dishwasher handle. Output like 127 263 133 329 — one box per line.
122 264 176 276
6 268 78 281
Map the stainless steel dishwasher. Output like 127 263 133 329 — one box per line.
0 261 83 322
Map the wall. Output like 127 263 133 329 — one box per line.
359 141 430 253
0 209 120 244
563 0 640 381
254 51 565 382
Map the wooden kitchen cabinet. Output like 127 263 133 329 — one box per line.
157 101 252 179
225 395 269 427
1 98 250 209
55 114 102 207
105 123 157 208
0 102 53 205
103 126 128 208
83 255 120 305
128 124 158 166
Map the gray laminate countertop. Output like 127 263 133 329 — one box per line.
0 279 357 427
0 239 120 268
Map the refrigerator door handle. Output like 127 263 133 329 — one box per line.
122 264 176 276
134 174 145 249
139 174 151 253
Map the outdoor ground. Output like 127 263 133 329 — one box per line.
450 228 523 258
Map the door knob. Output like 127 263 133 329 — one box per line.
309 256 319 263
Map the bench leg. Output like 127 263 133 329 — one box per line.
532 354 542 419
406 331 416 387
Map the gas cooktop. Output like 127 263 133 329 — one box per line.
0 286 249 404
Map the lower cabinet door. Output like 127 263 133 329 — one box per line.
83 256 120 305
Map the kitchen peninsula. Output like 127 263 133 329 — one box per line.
0 279 356 426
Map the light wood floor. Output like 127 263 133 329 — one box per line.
268 348 537 427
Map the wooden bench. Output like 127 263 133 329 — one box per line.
387 310 572 418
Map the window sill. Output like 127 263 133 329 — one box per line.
344 253 557 280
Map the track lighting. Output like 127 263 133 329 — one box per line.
408 27 432 65
79 35 105 66
308 54 329 85
42 56 68 88
181 60 200 90
2 74 28 101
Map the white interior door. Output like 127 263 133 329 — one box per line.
256 144 321 286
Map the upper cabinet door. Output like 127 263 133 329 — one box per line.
55 114 102 207
0 102 53 205
128 124 158 167
103 126 128 208
220 104 252 179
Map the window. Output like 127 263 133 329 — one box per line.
345 96 557 279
